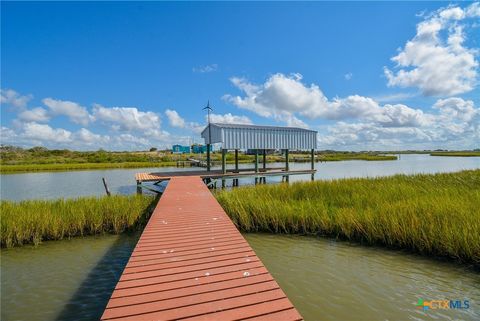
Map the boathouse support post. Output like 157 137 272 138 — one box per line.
262 149 267 183
285 149 290 183
254 149 259 184
234 149 239 186
311 148 315 181
206 144 211 171
221 149 227 188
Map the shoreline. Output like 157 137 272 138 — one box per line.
0 154 397 174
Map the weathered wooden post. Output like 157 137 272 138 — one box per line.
102 177 111 196
311 148 315 181
136 180 142 195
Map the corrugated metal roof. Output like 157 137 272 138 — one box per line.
201 123 317 150
201 123 317 134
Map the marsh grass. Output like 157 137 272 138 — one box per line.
0 195 157 247
0 162 177 173
215 170 480 264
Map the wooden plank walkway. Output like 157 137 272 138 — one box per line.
135 169 315 183
101 176 302 321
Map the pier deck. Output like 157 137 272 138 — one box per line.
101 176 302 321
135 168 316 183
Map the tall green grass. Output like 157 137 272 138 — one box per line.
0 162 177 173
0 195 157 247
215 170 480 264
430 151 480 157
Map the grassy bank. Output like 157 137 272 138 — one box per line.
0 195 157 247
215 170 480 264
317 153 397 161
430 151 480 157
0 162 177 173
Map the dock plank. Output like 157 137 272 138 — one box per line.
101 176 302 321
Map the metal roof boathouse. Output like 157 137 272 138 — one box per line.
201 123 318 187
201 123 317 150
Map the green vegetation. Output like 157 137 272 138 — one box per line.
0 145 398 173
0 195 157 247
316 152 397 161
216 170 480 264
430 151 480 157
0 162 177 173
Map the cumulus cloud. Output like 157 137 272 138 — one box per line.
43 98 91 126
22 122 73 143
209 113 253 125
1 89 32 110
165 109 186 128
384 2 480 96
223 73 430 127
74 128 109 145
192 64 218 73
433 97 478 122
319 97 479 150
92 104 161 131
224 72 479 149
18 107 50 123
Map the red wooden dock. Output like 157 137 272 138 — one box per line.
101 176 302 321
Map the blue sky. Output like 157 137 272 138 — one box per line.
1 1 479 151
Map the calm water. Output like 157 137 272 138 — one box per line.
1 154 479 320
1 233 140 321
245 234 480 321
1 233 478 321
1 154 479 201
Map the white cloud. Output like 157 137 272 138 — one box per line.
22 122 73 143
224 72 479 149
43 98 91 126
165 109 186 128
319 97 479 150
433 97 478 122
384 3 480 96
92 104 161 131
0 89 32 110
74 128 109 144
192 64 218 73
344 73 353 80
18 107 50 123
223 73 430 127
223 73 330 121
209 113 253 125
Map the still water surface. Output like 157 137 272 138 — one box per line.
1 233 478 321
1 154 479 201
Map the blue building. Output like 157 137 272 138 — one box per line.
172 144 191 154
191 144 212 154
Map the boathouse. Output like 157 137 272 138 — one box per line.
201 123 317 184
